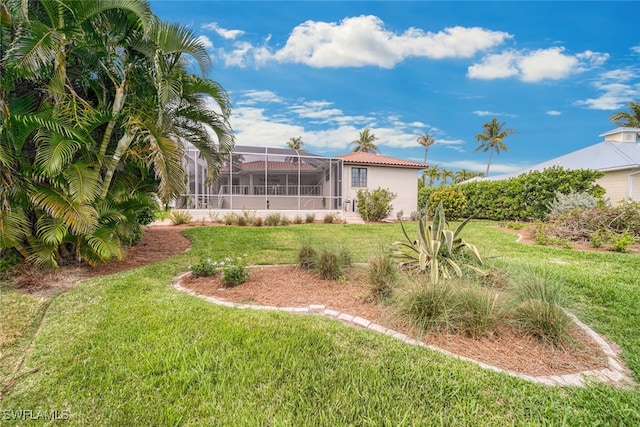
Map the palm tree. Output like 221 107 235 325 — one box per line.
351 128 380 153
423 165 441 187
454 169 484 183
440 169 456 186
416 133 435 164
287 136 305 151
474 118 516 177
0 0 233 267
609 101 640 128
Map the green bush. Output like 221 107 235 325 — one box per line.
293 215 303 224
367 254 397 301
0 248 23 275
458 166 604 221
323 214 334 224
417 187 437 212
611 232 636 253
305 214 316 224
427 187 467 220
221 257 250 287
189 258 219 278
547 190 600 214
357 188 397 222
264 212 284 226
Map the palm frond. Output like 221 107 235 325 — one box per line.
31 186 99 234
35 132 82 176
0 207 30 249
35 215 69 244
63 161 101 203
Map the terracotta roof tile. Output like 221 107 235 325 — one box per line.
337 152 427 169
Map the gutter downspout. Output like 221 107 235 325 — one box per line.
628 168 640 199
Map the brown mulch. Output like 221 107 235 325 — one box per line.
182 264 608 377
5 224 613 377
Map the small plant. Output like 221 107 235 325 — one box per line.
207 211 221 223
547 190 599 215
280 216 291 226
399 280 457 333
293 215 303 224
392 201 483 284
511 270 571 346
305 214 316 224
223 212 238 225
396 210 404 220
367 254 397 300
453 286 502 338
189 257 219 278
611 231 636 253
252 217 263 227
318 250 342 280
265 212 284 226
323 214 334 224
154 209 171 221
298 245 317 270
221 257 250 287
590 228 608 248
505 221 524 230
237 215 248 226
170 210 192 225
533 221 550 245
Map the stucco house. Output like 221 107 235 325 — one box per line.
180 144 426 220
483 127 640 204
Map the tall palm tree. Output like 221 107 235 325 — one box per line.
416 133 435 164
454 169 484 183
440 168 456 186
474 118 516 177
609 101 640 128
287 136 305 151
351 128 380 153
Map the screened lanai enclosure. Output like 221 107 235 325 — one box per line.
180 145 343 211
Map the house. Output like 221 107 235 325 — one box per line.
180 144 426 220
338 151 427 218
483 127 640 204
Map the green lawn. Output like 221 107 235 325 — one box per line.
1 222 640 425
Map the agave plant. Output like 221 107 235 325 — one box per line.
392 202 484 284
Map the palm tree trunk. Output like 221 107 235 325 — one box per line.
486 150 494 177
100 132 133 198
98 84 127 161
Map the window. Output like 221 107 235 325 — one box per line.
351 167 367 187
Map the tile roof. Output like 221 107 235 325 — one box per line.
337 152 427 169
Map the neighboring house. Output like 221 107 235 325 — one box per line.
338 152 427 218
483 127 640 204
181 144 426 219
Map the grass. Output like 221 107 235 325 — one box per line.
1 221 640 425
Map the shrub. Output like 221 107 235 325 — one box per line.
417 186 437 212
323 214 334 224
237 215 248 226
189 258 219 278
367 254 397 300
547 190 599 215
252 217 263 227
298 245 317 270
357 188 397 222
0 248 23 275
398 280 457 333
504 221 525 230
590 228 608 248
611 232 636 253
221 257 250 287
305 214 316 224
223 212 238 226
293 215 303 224
240 209 257 225
458 166 605 221
170 210 192 225
453 286 502 338
280 216 291 226
264 212 284 226
392 202 484 284
318 250 343 280
427 187 467 220
511 271 571 346
207 211 221 223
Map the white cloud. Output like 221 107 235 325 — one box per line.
473 110 517 118
574 67 640 110
197 35 213 49
235 90 284 106
631 46 640 54
267 16 511 68
546 110 562 116
202 22 245 39
435 159 526 174
468 47 609 82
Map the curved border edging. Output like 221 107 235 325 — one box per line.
173 271 635 388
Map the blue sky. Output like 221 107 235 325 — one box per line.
149 1 640 175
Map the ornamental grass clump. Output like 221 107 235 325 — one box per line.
452 286 502 338
367 254 398 301
298 245 317 270
398 280 457 333
392 201 484 285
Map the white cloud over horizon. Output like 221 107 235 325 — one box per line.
574 67 640 110
202 22 245 39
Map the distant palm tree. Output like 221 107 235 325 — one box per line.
454 169 484 183
351 128 380 153
287 136 305 151
416 133 435 164
423 165 441 187
441 168 456 186
609 101 640 128
474 118 516 177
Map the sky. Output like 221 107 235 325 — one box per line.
149 1 640 176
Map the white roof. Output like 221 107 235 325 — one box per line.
484 129 640 181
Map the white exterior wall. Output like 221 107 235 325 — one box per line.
597 169 640 204
343 165 419 219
